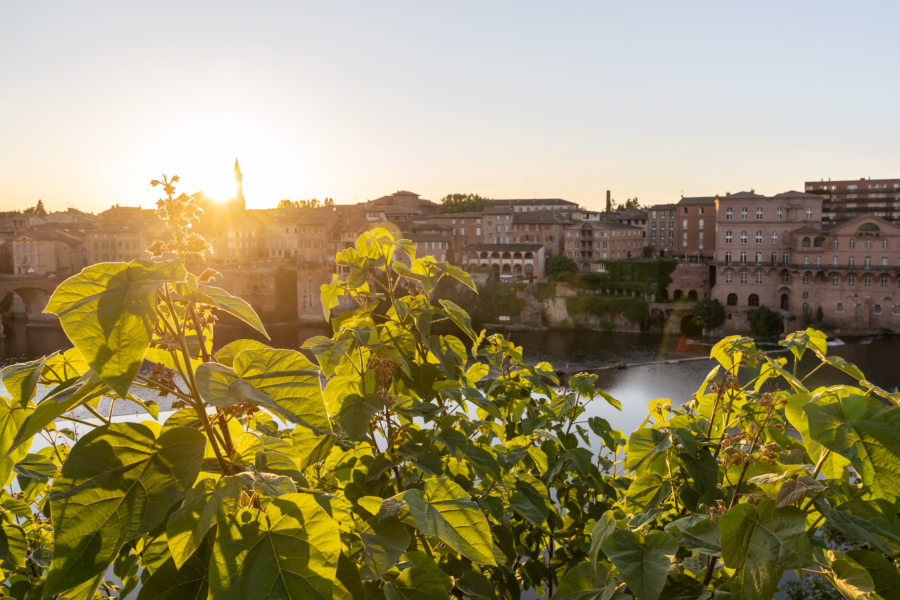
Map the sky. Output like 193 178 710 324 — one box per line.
2 1 899 213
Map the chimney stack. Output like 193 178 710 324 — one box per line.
606 190 611 213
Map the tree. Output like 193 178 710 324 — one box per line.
691 298 725 334
23 199 46 216
748 304 783 339
439 192 493 213
547 254 578 278
620 197 643 210
2 175 898 600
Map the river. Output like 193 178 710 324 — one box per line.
3 321 898 435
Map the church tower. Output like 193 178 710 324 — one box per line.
234 158 245 210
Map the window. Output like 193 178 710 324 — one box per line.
803 273 809 285
832 275 839 286
699 207 704 215
740 269 748 284
802 302 809 312
741 207 748 220
740 231 747 244
865 240 872 249
882 239 889 249
833 255 839 266
783 251 790 264
755 252 762 264
776 207 783 220
881 275 888 288
806 207 813 219
726 207 733 220
725 251 732 264
726 292 737 305
802 237 811 248
874 304 882 315
837 302 843 313
771 232 778 244
755 231 763 244
782 272 790 283
739 251 747 264
725 231 732 244
849 239 856 249
832 239 839 249
756 207 763 220
865 275 871 287
816 256 821 266
802 291 809 299
725 269 733 283
882 256 888 266
849 256 855 267
755 270 763 284
748 293 759 306
865 256 871 268
771 252 778 265
849 274 855 286
803 256 809 265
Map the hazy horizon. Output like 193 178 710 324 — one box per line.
3 1 899 213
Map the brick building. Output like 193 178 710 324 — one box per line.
675 196 716 258
645 204 678 254
805 177 900 224
564 220 643 271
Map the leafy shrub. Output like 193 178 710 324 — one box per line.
565 294 650 325
1 177 899 599
748 305 784 339
692 298 726 333
546 255 577 278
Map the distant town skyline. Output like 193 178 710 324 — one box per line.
2 1 899 213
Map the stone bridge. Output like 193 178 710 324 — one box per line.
0 276 60 322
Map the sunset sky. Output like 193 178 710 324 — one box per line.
2 1 899 213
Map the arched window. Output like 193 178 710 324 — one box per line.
748 294 759 307
727 293 738 306
673 289 684 300
688 290 698 301
524 252 533 259
802 237 811 248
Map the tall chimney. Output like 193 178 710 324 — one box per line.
606 190 611 213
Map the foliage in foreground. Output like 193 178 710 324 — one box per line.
1 180 900 599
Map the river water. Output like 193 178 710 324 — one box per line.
3 321 899 436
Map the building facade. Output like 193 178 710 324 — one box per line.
805 177 900 224
564 221 643 271
676 196 716 258
646 204 677 254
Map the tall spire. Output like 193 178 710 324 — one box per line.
234 157 244 210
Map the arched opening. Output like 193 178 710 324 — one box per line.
501 252 511 259
726 293 738 306
513 264 522 275
687 290 698 301
501 264 511 274
673 289 684 300
525 264 534 275
780 293 789 310
802 237 811 248
748 294 759 307
478 252 487 259
513 251 522 259
490 252 500 259
524 252 534 259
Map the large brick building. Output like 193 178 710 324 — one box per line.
805 177 900 224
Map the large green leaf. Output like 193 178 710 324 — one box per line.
719 500 811 600
384 552 452 600
209 493 340 600
138 537 211 600
846 549 900 600
44 423 205 594
554 562 613 600
329 393 382 442
624 428 671 473
44 260 185 396
1 355 51 407
357 517 410 581
804 393 900 500
7 372 108 455
0 398 32 487
397 477 494 565
197 282 268 338
827 550 874 600
167 476 243 569
600 529 678 600
234 348 330 433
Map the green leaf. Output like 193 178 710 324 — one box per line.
437 299 477 342
805 393 900 500
600 529 678 600
385 552 452 600
398 477 494 565
1 355 50 407
845 549 900 600
0 520 27 571
554 562 613 600
234 348 330 433
44 423 205 595
138 537 211 600
320 274 344 320
357 517 410 581
197 282 269 338
624 428 671 473
7 372 108 455
44 259 185 397
719 500 811 600
209 493 340 599
214 339 271 367
827 550 874 600
589 513 616 572
331 393 382 442
665 514 721 555
0 399 32 487
167 476 243 569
